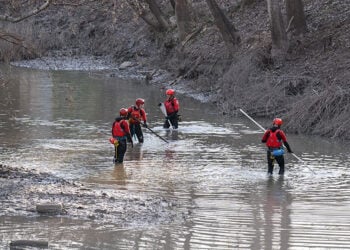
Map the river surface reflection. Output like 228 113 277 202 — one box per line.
0 65 350 249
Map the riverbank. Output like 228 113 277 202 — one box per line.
1 0 349 140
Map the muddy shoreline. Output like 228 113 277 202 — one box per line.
10 55 215 104
0 163 185 227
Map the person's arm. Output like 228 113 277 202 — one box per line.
173 98 179 112
126 133 133 147
126 107 132 119
283 141 293 153
123 121 133 147
111 121 116 137
141 109 147 127
278 131 293 153
261 130 270 143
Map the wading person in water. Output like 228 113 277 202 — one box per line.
127 98 147 143
159 89 180 129
111 108 133 164
261 118 293 175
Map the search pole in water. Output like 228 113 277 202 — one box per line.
131 116 169 143
239 108 315 174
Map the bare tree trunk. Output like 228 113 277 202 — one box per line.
266 0 288 61
175 0 194 41
205 0 240 55
112 0 118 24
285 0 307 35
145 0 169 31
128 0 167 31
169 0 175 10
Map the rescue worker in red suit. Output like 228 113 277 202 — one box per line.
160 89 180 129
112 108 133 163
261 118 293 175
127 98 147 143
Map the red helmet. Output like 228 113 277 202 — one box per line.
119 108 128 116
273 118 283 126
166 89 175 95
135 98 144 107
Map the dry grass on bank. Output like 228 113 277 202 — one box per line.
285 83 350 139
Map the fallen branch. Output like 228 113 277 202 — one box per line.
181 26 204 47
0 0 51 23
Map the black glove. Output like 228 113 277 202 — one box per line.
284 142 292 154
143 122 148 128
158 103 162 107
177 114 182 122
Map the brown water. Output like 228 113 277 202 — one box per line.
1 65 350 249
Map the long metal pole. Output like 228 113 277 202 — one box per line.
239 109 315 173
239 109 266 132
131 116 169 143
145 126 169 143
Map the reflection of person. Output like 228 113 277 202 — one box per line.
159 89 180 129
261 118 293 175
165 149 175 160
263 176 291 249
166 129 178 141
127 98 147 143
112 164 127 186
111 108 133 164
128 144 144 161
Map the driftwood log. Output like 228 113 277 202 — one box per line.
10 240 48 248
36 203 63 214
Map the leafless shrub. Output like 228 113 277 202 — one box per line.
285 82 350 139
0 24 37 61
219 48 289 116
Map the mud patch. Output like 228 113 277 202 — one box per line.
0 164 185 226
11 55 118 71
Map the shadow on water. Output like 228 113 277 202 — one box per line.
1 65 350 249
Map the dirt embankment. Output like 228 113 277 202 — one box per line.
1 0 350 140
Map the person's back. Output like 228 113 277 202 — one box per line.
112 108 133 164
161 89 180 129
127 98 147 143
112 117 129 138
261 118 292 175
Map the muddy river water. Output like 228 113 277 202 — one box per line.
0 65 350 249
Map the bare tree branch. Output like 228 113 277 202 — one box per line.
51 0 96 7
0 30 37 56
0 0 51 23
0 30 23 44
